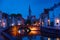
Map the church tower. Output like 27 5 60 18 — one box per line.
26 5 32 25
28 5 32 20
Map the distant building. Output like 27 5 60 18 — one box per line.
2 18 7 28
26 5 32 25
28 5 32 20
2 13 9 28
0 11 2 27
31 16 36 24
17 17 25 25
10 17 16 26
9 14 17 26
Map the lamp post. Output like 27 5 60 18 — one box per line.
55 18 60 27
48 19 50 26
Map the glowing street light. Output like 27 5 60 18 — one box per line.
55 18 60 26
17 21 21 25
48 19 50 26
56 19 59 23
18 30 21 34
29 26 40 35
2 22 6 28
18 23 21 25
2 19 7 28
11 23 15 26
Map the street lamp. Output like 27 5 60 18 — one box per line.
2 22 6 28
56 19 59 23
48 19 50 26
55 18 60 26
11 23 15 26
18 23 21 25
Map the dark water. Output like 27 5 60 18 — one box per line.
22 36 57 40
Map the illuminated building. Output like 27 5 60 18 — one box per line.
10 14 17 26
54 18 60 26
2 18 7 28
2 13 9 28
31 16 36 24
26 5 32 25
0 11 2 27
28 5 32 20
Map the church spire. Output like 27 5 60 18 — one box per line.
29 5 31 16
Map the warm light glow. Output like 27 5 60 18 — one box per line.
2 22 6 27
29 27 38 30
56 38 60 40
29 26 40 35
11 26 18 36
56 19 59 23
39 23 40 25
48 19 50 22
48 38 51 40
29 31 38 35
18 23 21 25
33 22 40 26
48 19 50 25
18 30 21 34
18 29 25 34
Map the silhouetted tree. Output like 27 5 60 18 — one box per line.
10 13 17 18
25 16 31 25
2 13 8 18
17 13 22 18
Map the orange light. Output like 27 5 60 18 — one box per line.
11 26 18 36
29 31 38 35
29 26 40 35
30 27 38 30
29 26 40 30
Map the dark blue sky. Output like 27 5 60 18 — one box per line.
0 0 60 19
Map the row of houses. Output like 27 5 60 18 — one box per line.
0 11 40 28
0 11 25 28
0 5 60 28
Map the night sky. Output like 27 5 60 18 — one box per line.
0 0 60 19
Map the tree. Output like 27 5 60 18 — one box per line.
10 13 17 25
16 13 22 19
2 13 8 19
10 13 17 18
